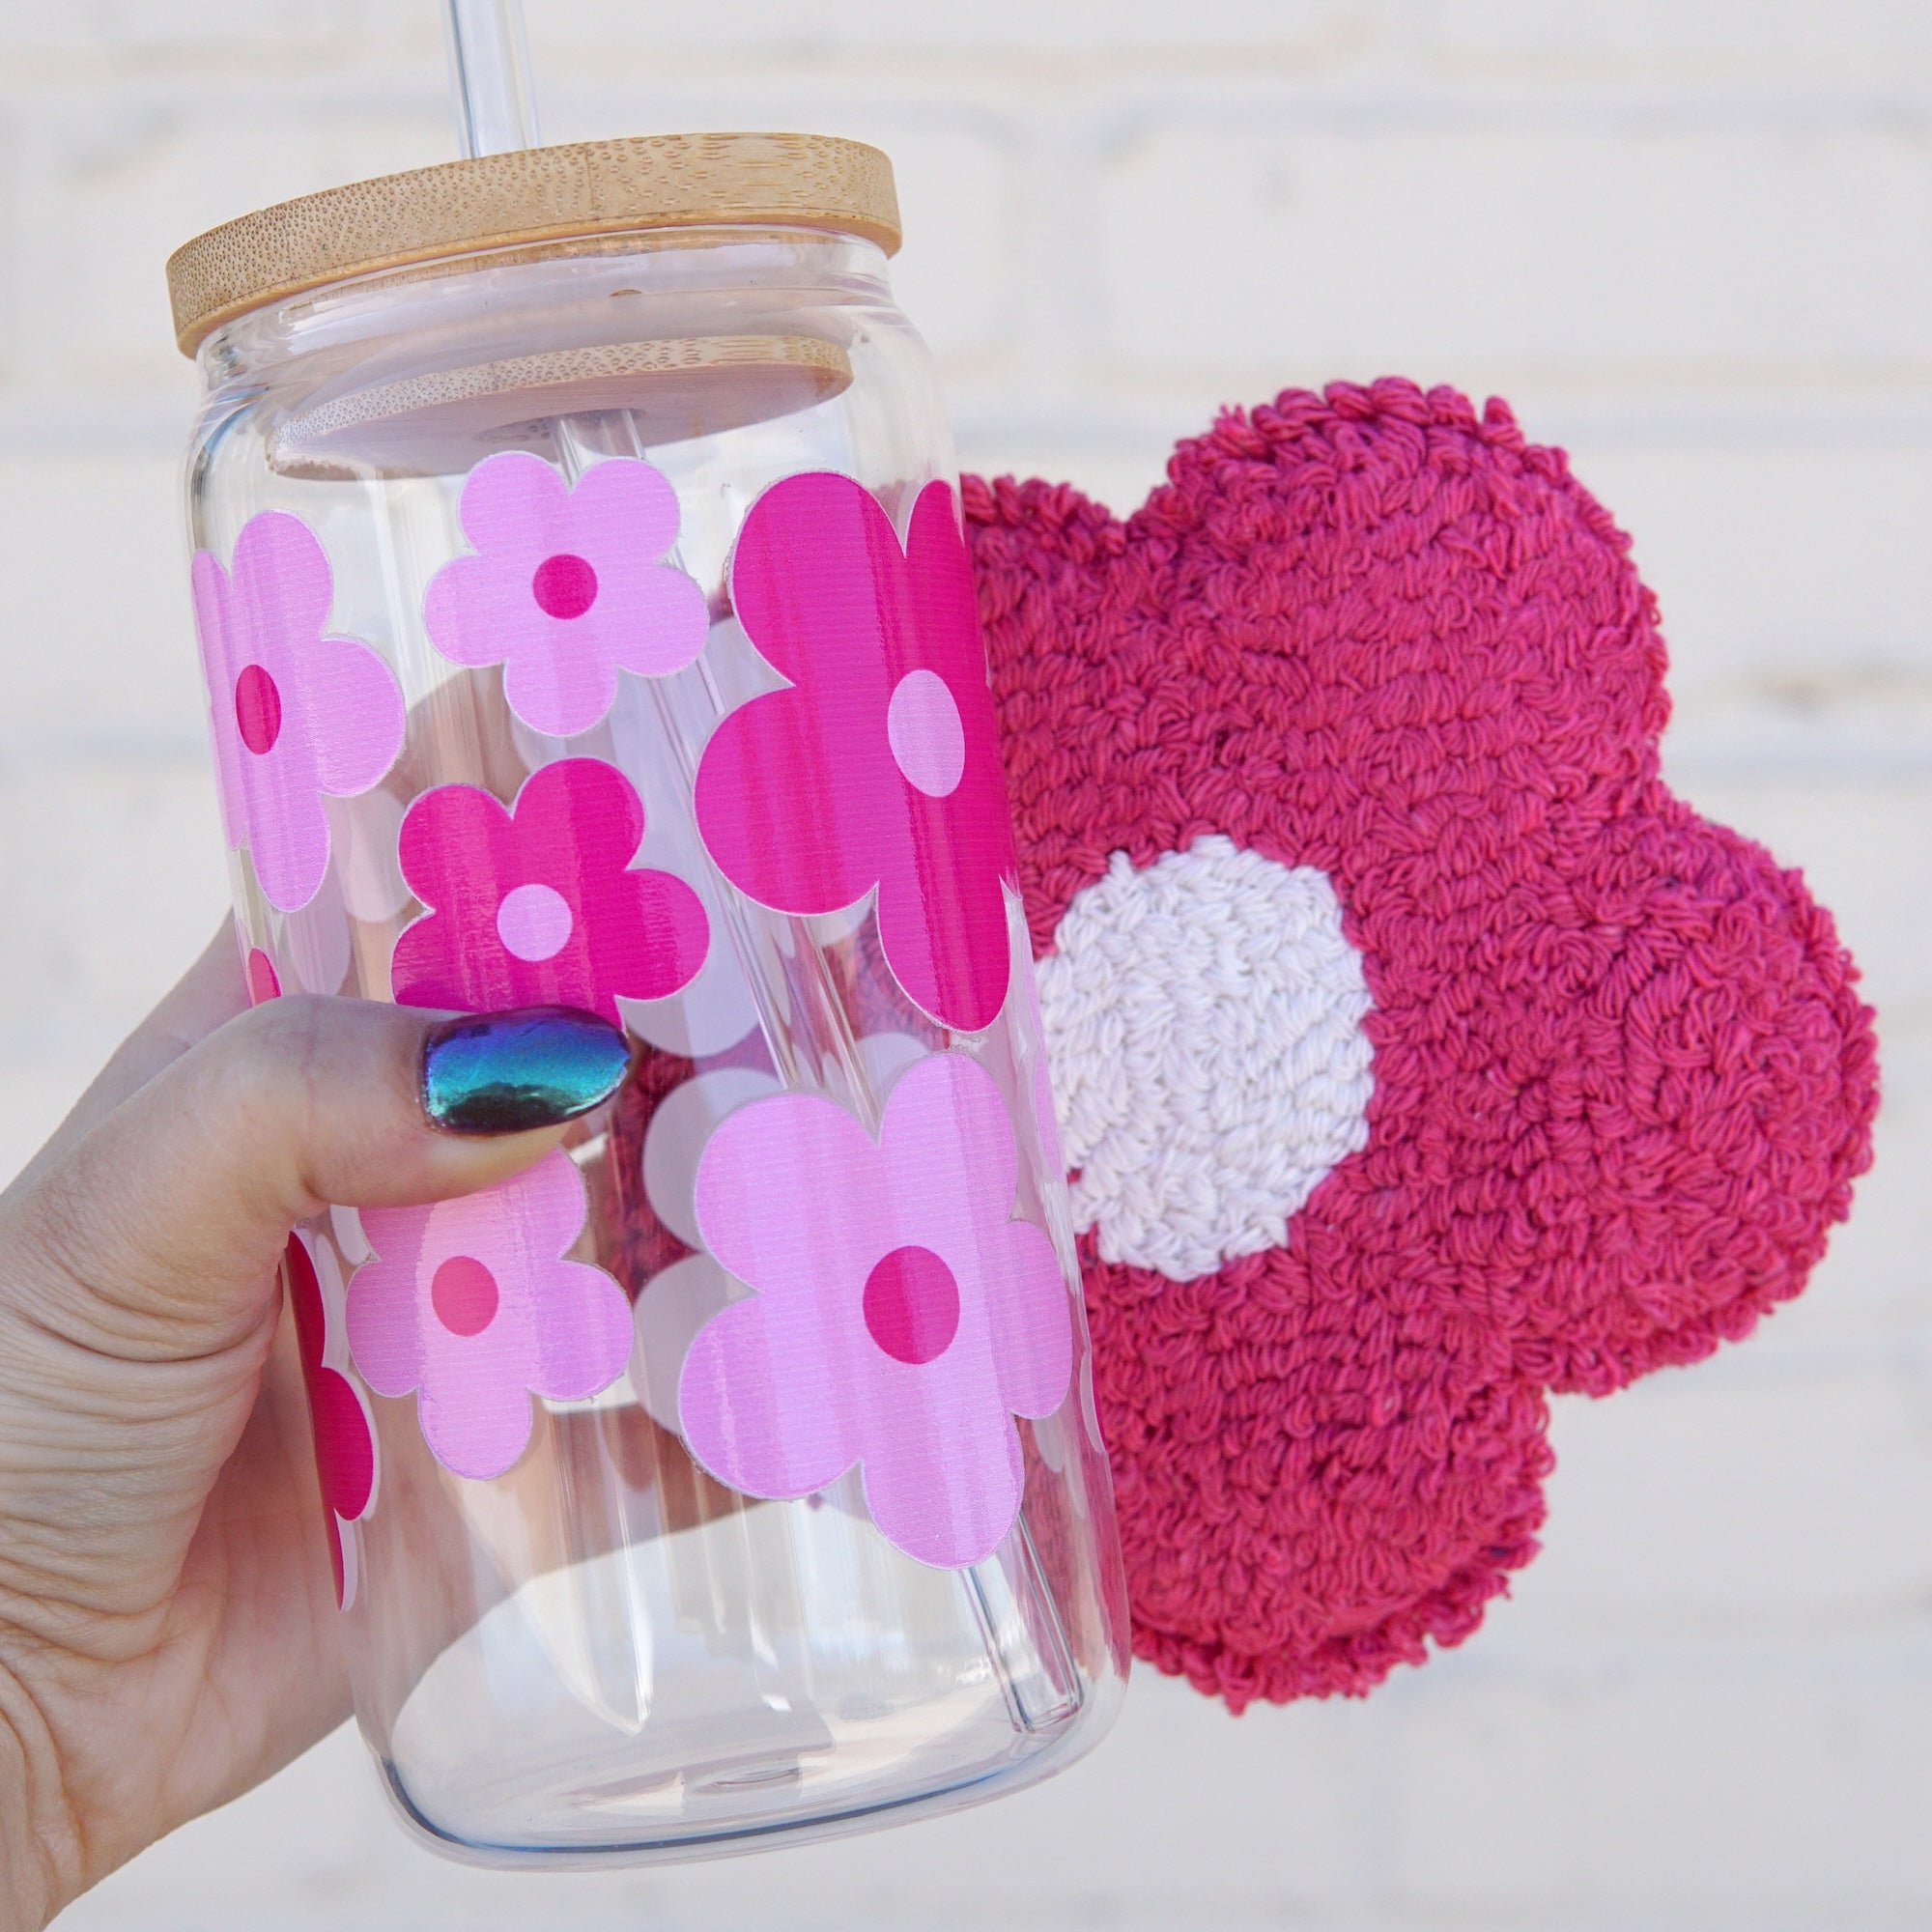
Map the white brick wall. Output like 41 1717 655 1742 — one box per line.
4 3 1927 1926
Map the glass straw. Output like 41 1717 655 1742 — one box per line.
442 0 541 157
437 0 876 1116
433 0 1077 1728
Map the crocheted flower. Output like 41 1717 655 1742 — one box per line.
679 1050 1072 1568
284 1231 376 1608
695 475 1019 1034
346 1150 633 1482
968 379 1878 1708
389 757 708 1024
424 451 707 737
191 511 405 912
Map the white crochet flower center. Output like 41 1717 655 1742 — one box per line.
1037 836 1375 1283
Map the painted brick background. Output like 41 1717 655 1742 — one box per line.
2 2 1926 1926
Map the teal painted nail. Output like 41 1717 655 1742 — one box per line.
421 1007 631 1134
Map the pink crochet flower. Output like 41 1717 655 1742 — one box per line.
694 475 1019 1034
389 757 707 1024
191 511 405 912
285 1231 375 1607
424 451 707 737
346 1150 633 1482
679 1050 1072 1568
968 379 1879 1708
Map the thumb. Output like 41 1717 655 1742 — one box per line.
4 999 631 1362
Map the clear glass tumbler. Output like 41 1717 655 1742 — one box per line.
168 132 1128 1864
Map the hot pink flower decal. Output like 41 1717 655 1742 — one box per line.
679 1051 1072 1569
424 451 707 737
191 511 405 912
244 948 281 1006
695 475 1020 1034
285 1231 376 1608
346 1150 633 1482
390 756 707 1024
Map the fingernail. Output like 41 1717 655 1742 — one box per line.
421 1007 632 1134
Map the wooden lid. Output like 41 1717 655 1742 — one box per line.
166 131 900 356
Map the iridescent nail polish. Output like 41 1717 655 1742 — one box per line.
420 1006 631 1134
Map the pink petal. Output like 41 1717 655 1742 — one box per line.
691 1087 883 1291
591 556 709 682
693 690 889 919
528 1259 634 1403
190 551 248 850
416 1371 538 1483
515 757 644 873
571 455 681 564
499 622 625 739
873 833 1015 1035
877 1051 1021 1224
679 1294 859 1500
308 1365 376 1521
984 1224 1074 1421
395 781 509 911
421 552 526 670
469 1149 593 1274
301 634 406 798
904 484 994 698
860 1395 1026 1569
455 449 569 556
247 782 333 916
230 510 334 645
729 471 904 688
695 472 904 915
344 1244 428 1399
599 866 709 1002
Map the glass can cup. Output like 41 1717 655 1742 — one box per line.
167 133 1128 1865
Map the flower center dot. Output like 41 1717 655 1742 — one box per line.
886 668 966 798
863 1244 960 1366
234 664 283 755
532 553 599 620
497 882 574 961
431 1255 499 1337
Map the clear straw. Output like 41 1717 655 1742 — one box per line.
442 0 541 158
430 0 1074 1725
432 0 876 1111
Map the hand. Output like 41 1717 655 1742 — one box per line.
0 926 628 1930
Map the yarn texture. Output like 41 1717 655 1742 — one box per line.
967 379 1879 1710
1037 836 1374 1281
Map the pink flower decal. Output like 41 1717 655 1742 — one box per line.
424 451 708 737
346 1150 633 1482
191 511 406 912
679 1051 1072 1569
695 475 1020 1034
285 1232 376 1608
390 757 708 1025
244 948 281 1006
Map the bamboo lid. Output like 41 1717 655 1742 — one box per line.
166 131 901 357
